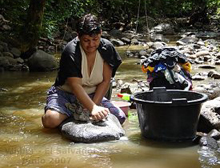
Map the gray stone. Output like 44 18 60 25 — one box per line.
0 41 9 52
152 41 167 49
5 56 17 65
2 52 13 58
27 50 58 71
198 64 216 69
198 97 220 132
10 48 21 58
208 129 220 140
131 38 139 45
121 37 131 44
15 58 24 64
0 57 10 67
199 136 219 150
110 39 125 46
208 70 220 79
60 113 125 143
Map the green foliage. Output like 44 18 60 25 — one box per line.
42 0 85 38
0 0 219 41
207 0 220 17
0 0 30 37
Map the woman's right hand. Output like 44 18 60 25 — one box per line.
91 105 109 121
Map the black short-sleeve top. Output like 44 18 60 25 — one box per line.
54 37 122 86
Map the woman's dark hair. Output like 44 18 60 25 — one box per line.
76 14 101 37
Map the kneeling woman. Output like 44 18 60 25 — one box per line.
42 14 126 128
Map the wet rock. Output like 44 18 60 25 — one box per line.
150 23 174 35
0 41 9 52
198 97 220 133
60 113 125 143
0 57 10 68
177 35 198 44
5 56 17 65
197 39 205 46
109 29 122 38
121 37 131 44
194 83 220 100
198 64 216 69
214 60 220 65
191 74 207 81
207 129 220 140
110 39 125 46
16 58 24 64
199 136 219 150
2 52 13 58
208 70 220 79
195 50 210 57
27 50 58 71
131 38 139 45
194 58 204 64
0 88 8 92
139 50 148 57
152 41 167 49
10 48 21 58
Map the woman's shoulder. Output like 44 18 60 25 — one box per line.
100 38 114 49
62 37 80 56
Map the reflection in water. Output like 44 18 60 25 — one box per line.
198 146 220 167
0 52 220 167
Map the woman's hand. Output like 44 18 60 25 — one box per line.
91 105 109 121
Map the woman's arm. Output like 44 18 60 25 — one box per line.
66 77 109 120
93 61 112 105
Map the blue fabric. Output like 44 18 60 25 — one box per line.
45 86 126 124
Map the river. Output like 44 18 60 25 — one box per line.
0 46 219 168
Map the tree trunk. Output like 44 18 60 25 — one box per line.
20 0 46 57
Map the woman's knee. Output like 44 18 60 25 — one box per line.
42 110 67 128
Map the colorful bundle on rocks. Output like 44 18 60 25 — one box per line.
141 47 192 90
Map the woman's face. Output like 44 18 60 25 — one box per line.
79 33 101 55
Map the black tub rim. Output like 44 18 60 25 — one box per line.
130 89 208 106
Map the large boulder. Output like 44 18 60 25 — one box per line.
198 97 220 133
60 113 125 143
28 50 58 71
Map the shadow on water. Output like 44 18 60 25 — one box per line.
128 132 198 149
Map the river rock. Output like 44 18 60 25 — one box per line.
0 57 10 68
10 48 21 58
121 37 131 44
199 136 219 150
110 39 125 46
207 129 220 140
152 41 167 49
198 64 216 69
60 113 125 143
208 70 220 79
198 97 220 133
27 50 58 71
150 23 174 35
195 50 210 57
191 74 207 81
194 83 220 100
177 35 198 44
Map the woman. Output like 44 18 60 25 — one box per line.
42 14 126 128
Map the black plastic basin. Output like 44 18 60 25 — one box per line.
131 87 208 141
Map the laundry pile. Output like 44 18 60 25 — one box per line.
141 47 192 90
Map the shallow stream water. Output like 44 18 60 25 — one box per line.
0 46 220 168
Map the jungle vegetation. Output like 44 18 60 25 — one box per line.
0 0 219 53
